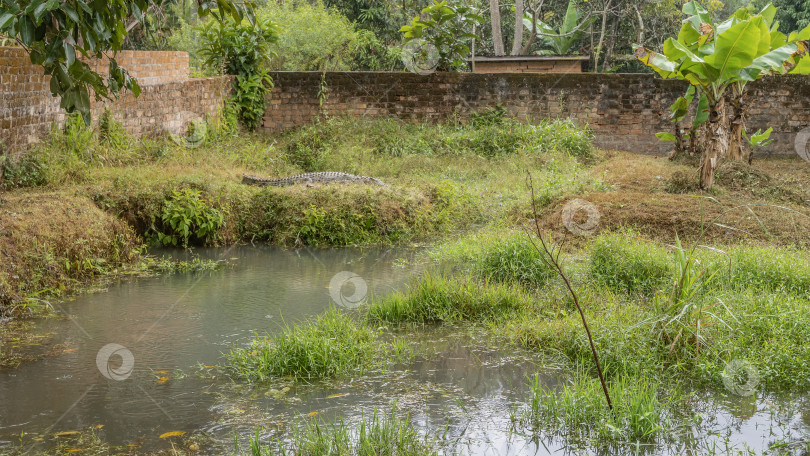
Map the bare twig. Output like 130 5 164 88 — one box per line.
523 172 613 410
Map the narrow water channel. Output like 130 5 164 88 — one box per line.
1 246 808 455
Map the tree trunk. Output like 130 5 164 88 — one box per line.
689 125 701 157
510 0 525 55
700 98 728 190
594 0 612 72
490 0 505 56
727 86 748 162
671 123 686 160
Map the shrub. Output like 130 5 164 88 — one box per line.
589 232 672 297
225 308 376 381
259 1 360 71
199 18 278 130
157 188 224 247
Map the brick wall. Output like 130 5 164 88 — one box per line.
263 71 810 156
83 50 190 86
0 47 230 156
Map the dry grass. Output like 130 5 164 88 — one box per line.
0 190 140 316
526 152 810 247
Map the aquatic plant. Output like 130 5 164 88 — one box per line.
225 308 376 382
251 406 439 455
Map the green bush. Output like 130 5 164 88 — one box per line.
259 1 360 71
157 188 224 247
199 18 278 130
589 232 672 297
226 308 376 381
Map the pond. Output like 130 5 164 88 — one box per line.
1 247 808 455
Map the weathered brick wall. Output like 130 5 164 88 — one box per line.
0 47 230 156
84 50 190 86
263 71 810 156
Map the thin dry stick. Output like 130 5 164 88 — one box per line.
524 173 613 410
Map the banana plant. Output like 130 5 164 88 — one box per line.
656 85 709 158
635 2 810 189
522 0 593 56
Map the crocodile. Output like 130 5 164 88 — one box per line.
242 172 387 187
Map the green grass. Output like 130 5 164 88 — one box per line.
429 230 556 289
367 275 539 323
253 407 439 456
588 231 673 297
723 245 810 295
526 366 665 443
225 308 377 382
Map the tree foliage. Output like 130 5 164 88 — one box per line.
0 0 253 122
199 17 278 130
401 0 483 71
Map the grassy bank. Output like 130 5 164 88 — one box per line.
2 111 593 318
381 231 810 392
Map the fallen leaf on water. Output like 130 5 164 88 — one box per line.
189 443 200 451
159 431 186 439
308 412 318 417
203 365 214 369
53 431 81 437
33 438 44 441
93 424 104 430
327 393 349 399
157 376 169 384
154 370 170 374
126 443 141 447
62 348 78 353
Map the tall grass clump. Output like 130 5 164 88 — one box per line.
430 231 556 289
225 308 376 382
368 276 535 323
527 366 664 443
589 232 673 297
254 408 438 456
722 245 810 295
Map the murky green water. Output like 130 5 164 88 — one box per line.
1 246 808 455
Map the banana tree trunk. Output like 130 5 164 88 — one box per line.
727 87 748 162
700 98 728 190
